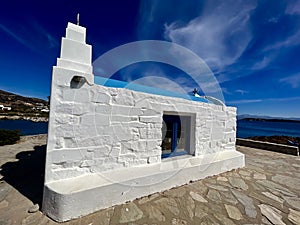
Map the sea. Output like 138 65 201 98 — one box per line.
0 120 48 135
237 119 300 138
0 119 300 138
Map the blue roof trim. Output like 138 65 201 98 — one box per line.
94 76 210 104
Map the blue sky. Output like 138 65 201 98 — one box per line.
0 0 300 118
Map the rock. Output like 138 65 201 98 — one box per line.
185 196 195 219
145 205 165 222
205 184 228 192
262 216 273 225
261 192 284 204
217 177 228 182
155 198 179 216
250 183 266 191
258 204 285 225
283 196 300 210
163 187 186 198
225 204 243 220
256 180 296 196
189 191 208 203
239 170 251 176
214 213 237 225
0 182 11 202
253 173 266 180
0 219 11 225
138 193 159 204
171 218 188 225
272 175 300 191
206 189 222 202
189 181 208 195
205 178 217 184
220 191 238 205
231 189 257 218
195 205 208 219
228 177 248 190
28 204 39 213
0 200 8 209
119 202 143 223
288 208 300 224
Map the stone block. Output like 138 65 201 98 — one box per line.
93 92 111 104
93 146 111 158
74 89 90 103
109 124 131 141
126 121 148 128
111 115 138 123
95 104 112 114
56 102 89 115
64 137 78 148
50 148 85 164
211 128 225 140
55 115 79 125
141 109 161 116
112 94 134 106
139 116 161 123
147 156 160 164
77 136 112 148
95 114 111 126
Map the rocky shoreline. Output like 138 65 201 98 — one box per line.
0 115 48 122
249 135 300 146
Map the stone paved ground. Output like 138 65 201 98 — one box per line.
0 135 300 225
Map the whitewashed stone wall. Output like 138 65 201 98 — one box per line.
45 22 237 183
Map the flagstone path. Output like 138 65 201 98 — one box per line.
0 135 299 225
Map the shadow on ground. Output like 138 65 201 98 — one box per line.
0 145 46 206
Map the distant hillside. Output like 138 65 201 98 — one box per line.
0 89 49 121
241 117 300 123
0 89 47 107
238 114 300 122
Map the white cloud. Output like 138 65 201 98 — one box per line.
268 17 279 23
164 1 257 72
285 0 300 15
129 67 198 95
280 73 300 88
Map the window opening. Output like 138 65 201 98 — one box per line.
161 114 191 158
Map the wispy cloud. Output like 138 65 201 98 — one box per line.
31 22 59 49
235 89 249 95
0 21 58 53
228 99 262 104
280 73 300 88
228 96 300 104
285 1 300 15
264 30 300 51
164 1 257 72
0 23 35 51
252 56 272 70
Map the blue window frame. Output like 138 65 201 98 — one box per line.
161 115 190 158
